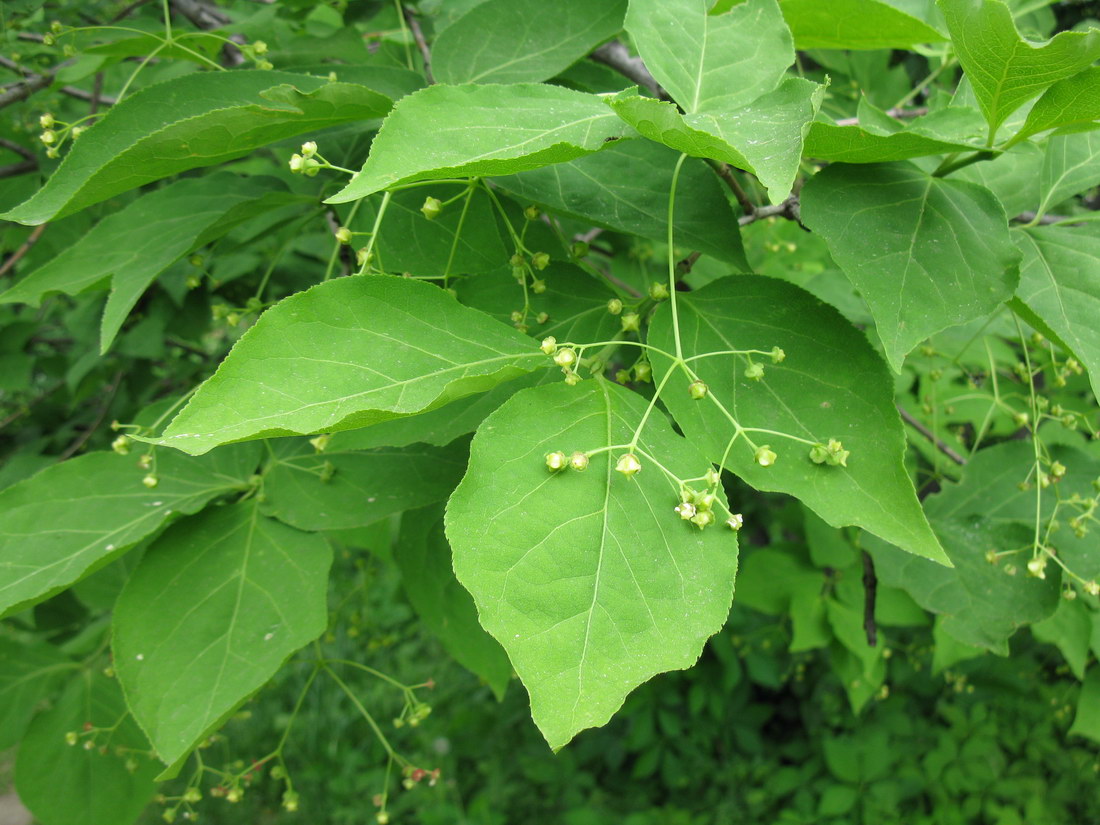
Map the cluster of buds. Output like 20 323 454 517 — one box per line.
674 485 717 529
544 338 583 385
401 766 441 791
392 701 431 728
241 39 272 69
545 450 589 473
809 438 849 467
288 141 321 176
1051 357 1084 388
615 360 652 385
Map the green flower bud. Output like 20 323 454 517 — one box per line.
688 380 708 400
621 312 641 333
289 153 305 173
615 453 642 477
615 368 631 384
334 226 352 244
283 790 299 812
1026 556 1047 579
524 205 540 221
300 140 317 158
226 312 241 327
726 514 744 531
252 40 268 55
65 730 79 746
43 33 55 46
142 474 159 488
553 347 577 368
569 451 589 471
509 253 525 268
690 509 715 529
633 361 652 383
421 196 443 220
1085 580 1099 596
309 433 331 452
112 435 131 455
674 501 696 520
376 813 390 825
1050 461 1067 478
39 113 54 129
564 371 582 386
546 451 567 472
570 241 589 259
183 788 202 803
51 20 63 33
607 298 623 315
648 282 670 301
770 346 785 363
257 60 274 70
62 43 76 57
536 311 549 324
39 129 56 145
540 336 557 355
754 445 777 467
1012 411 1029 428
531 252 550 271
226 787 243 803
531 278 546 294
704 468 721 487
744 362 764 381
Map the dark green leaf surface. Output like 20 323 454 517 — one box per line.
2 71 394 225
395 504 512 700
1070 668 1100 743
157 276 543 455
648 276 946 564
778 0 946 49
113 502 331 765
328 84 630 203
1009 66 1100 146
1036 130 1100 219
801 162 1019 371
805 104 987 163
0 638 74 750
446 379 738 749
1031 596 1092 680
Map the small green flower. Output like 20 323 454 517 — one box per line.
615 453 641 477
540 336 558 355
569 452 589 471
688 380 708 400
546 451 568 472
648 282 670 301
754 445 777 467
421 197 443 220
531 252 550 271
620 312 641 333
607 298 623 315
744 362 764 381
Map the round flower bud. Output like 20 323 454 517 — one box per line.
1012 411 1029 428
540 336 558 355
282 791 299 812
571 241 589 259
300 140 317 158
226 788 242 803
65 731 79 746
704 468 721 487
531 252 550 271
43 33 55 46
112 435 131 455
183 788 202 803
744 362 764 381
553 347 577 368
509 253 525 268
569 452 589 471
1085 580 1100 596
620 312 641 333
226 312 241 327
51 20 63 33
138 454 153 470
690 509 715 529
545 451 567 472
770 346 785 364
356 247 372 267
648 282 670 301
71 125 87 139
1050 461 1067 478
531 278 546 294
39 113 54 129
39 129 57 145
524 205 540 221
674 502 696 520
257 60 274 70
421 196 443 220
289 153 305 173
688 380 708 400
334 227 352 244
185 274 201 289
536 312 549 324
726 514 744 531
142 474 159 488
633 361 652 383
564 371 581 386
754 445 777 467
376 814 390 825
615 453 642 477
606 298 624 316
252 40 268 55
1027 556 1047 579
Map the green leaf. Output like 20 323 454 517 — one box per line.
395 504 512 700
0 174 303 352
625 0 793 114
493 140 749 268
113 502 331 766
608 78 825 203
1014 226 1100 399
953 141 1043 216
15 671 162 825
1069 667 1100 743
1009 66 1100 147
446 379 738 749
0 447 256 618
800 162 1019 371
938 0 1100 139
432 0 626 84
778 0 946 49
868 518 1059 653
327 84 630 204
156 276 543 455
1031 596 1092 680
262 439 468 531
2 71 394 225
648 276 947 564
1036 130 1100 219
804 103 988 163
0 637 74 750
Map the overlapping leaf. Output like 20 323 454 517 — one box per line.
778 0 946 49
805 103 988 163
0 638 73 750
1009 66 1100 147
1036 130 1100 219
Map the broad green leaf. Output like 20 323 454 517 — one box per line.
446 379 739 749
800 162 1019 371
625 0 793 114
778 0 946 49
395 504 512 700
327 84 629 204
953 141 1043 216
931 615 986 673
805 104 988 163
1009 66 1100 147
0 447 256 618
609 78 825 203
867 518 1058 653
0 637 75 749
735 546 822 616
648 276 947 564
1070 668 1100 743
1014 226 1100 399
0 174 303 352
15 671 162 825
1031 596 1092 680
2 71 394 225
113 502 331 766
1036 130 1100 219
432 0 626 84
494 140 749 267
262 439 468 531
938 0 1100 139
156 276 544 455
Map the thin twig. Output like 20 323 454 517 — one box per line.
861 550 878 648
0 224 47 278
403 5 433 83
833 107 928 128
592 41 663 98
0 73 52 109
897 404 967 465
60 371 124 460
0 160 37 179
712 162 756 216
0 137 35 161
1014 211 1074 226
738 194 803 228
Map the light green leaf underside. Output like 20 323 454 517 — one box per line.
395 504 512 700
493 140 749 268
0 638 73 750
0 446 257 618
261 439 468 531
432 0 626 84
0 173 302 353
113 502 331 766
157 276 542 455
1009 66 1100 146
938 0 1100 137
1014 226 1100 401
327 84 630 203
778 0 946 49
648 275 946 564
625 0 793 114
800 161 1019 371
609 78 825 203
446 379 738 750
1037 130 1100 219
2 71 394 225
805 105 988 163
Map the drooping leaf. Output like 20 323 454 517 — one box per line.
432 0 627 84
800 161 1019 371
804 103 988 163
0 174 304 352
0 637 74 750
1014 226 1100 399
1036 130 1100 219
2 71 395 225
156 276 544 455
493 140 749 267
113 501 331 766
647 275 947 564
609 78 825 203
1009 66 1100 147
15 671 162 825
261 439 468 531
327 84 630 203
1070 668 1100 743
625 0 793 114
938 0 1100 139
1031 596 1092 680
446 379 739 749
0 446 257 618
395 504 512 700
778 0 946 49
